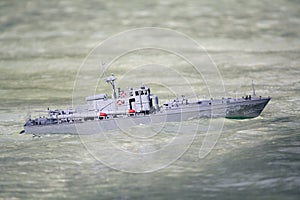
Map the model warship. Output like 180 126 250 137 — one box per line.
21 74 271 135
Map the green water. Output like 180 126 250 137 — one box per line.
1 0 300 199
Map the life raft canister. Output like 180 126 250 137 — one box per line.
117 99 123 105
120 91 126 98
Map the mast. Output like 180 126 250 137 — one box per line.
105 74 117 113
105 73 117 99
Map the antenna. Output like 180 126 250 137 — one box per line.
252 80 256 97
101 61 108 79
234 89 237 99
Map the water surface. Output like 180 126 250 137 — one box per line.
0 0 299 199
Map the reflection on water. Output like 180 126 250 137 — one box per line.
0 0 300 199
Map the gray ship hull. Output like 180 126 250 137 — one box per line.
24 97 270 135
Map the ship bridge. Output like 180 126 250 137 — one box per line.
128 85 158 114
